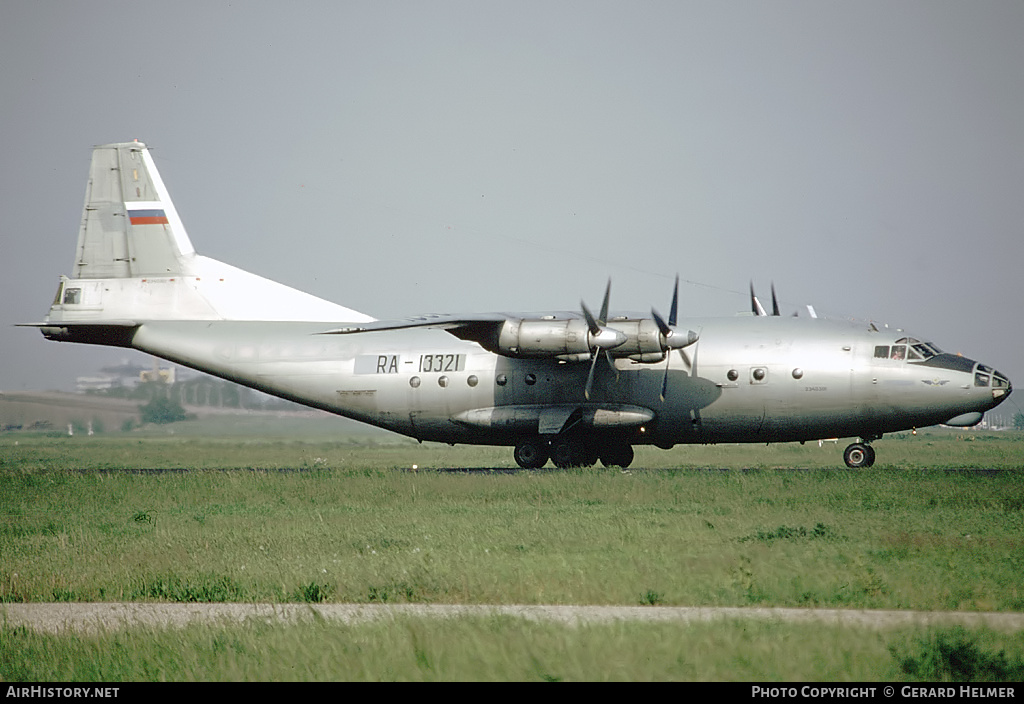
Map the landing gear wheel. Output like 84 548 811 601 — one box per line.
599 443 634 468
514 438 548 469
843 442 874 469
550 438 596 468
550 438 579 468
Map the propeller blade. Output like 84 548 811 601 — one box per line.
651 307 671 337
750 282 767 317
584 351 599 400
669 274 679 327
598 279 611 326
660 356 670 401
655 277 698 401
581 300 601 336
661 336 699 401
581 279 624 399
582 281 626 352
771 282 780 317
605 349 619 378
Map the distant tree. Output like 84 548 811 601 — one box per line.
139 395 187 425
1015 412 1024 431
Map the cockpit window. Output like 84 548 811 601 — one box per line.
62 288 82 305
877 339 942 363
975 372 991 387
911 343 933 359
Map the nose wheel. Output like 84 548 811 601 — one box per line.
843 442 875 468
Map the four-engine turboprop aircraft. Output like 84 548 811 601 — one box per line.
24 142 1013 468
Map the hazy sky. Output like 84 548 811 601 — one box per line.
2 1 1022 409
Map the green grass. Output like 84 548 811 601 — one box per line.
2 432 1023 609
3 618 1024 681
2 428 1023 680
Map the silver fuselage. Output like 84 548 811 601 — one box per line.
61 314 1004 447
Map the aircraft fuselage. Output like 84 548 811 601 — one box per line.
57 314 1005 452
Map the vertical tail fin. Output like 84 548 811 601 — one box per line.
74 141 194 278
40 140 374 324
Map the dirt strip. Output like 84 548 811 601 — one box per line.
4 603 1024 634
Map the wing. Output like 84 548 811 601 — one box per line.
320 312 571 352
319 312 515 336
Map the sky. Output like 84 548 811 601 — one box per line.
1 1 1022 412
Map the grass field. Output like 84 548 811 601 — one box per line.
4 617 1023 682
2 424 1023 680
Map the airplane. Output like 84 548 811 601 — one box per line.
23 141 1013 469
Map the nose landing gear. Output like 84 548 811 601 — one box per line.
843 442 876 468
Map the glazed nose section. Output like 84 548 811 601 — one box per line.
979 366 1012 404
996 372 1012 400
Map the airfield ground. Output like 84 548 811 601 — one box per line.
2 415 1024 680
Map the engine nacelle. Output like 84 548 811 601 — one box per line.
603 319 665 358
496 318 594 357
485 317 693 362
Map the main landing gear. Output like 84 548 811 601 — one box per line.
513 437 634 469
843 442 876 468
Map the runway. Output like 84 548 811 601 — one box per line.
5 603 1024 634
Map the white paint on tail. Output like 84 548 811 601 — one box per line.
48 141 374 325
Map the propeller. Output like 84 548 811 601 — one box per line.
749 281 781 317
581 280 626 399
651 275 699 400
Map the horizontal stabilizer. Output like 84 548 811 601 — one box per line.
18 320 140 347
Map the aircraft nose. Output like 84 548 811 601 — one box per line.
989 368 1012 403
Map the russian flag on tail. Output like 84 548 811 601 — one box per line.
127 208 168 225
